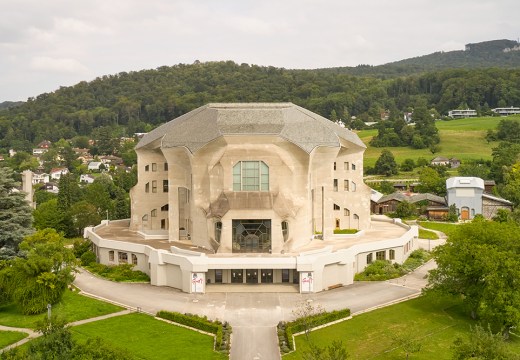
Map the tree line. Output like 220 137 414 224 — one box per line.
1 62 520 152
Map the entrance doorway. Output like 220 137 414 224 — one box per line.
231 269 243 283
246 269 258 283
461 207 470 220
261 269 273 283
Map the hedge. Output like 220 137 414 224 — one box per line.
156 310 231 353
277 308 351 353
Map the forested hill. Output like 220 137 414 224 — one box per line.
1 40 520 151
315 39 520 77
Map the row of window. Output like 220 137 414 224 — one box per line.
108 251 138 265
333 179 356 192
366 249 396 264
144 163 168 172
332 205 360 218
145 180 169 193
333 162 357 171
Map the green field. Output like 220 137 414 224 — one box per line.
358 115 520 168
418 221 459 237
284 295 520 359
418 228 438 240
0 290 122 329
71 313 227 360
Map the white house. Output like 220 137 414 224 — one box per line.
88 161 103 171
50 167 69 180
80 174 96 184
492 107 520 116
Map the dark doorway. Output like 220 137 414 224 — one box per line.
246 269 258 284
215 269 223 283
231 269 243 283
261 269 273 283
281 269 290 283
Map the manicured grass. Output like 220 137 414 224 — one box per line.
0 330 28 348
0 289 122 329
284 295 520 359
357 116 520 168
418 221 459 237
418 228 439 240
71 313 227 360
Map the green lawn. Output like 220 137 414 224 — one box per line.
284 296 520 359
418 221 459 237
418 228 438 240
71 313 227 360
357 116 520 168
0 290 122 329
0 330 28 349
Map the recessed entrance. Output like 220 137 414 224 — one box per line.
231 269 243 283
246 269 258 284
232 220 271 253
261 269 273 283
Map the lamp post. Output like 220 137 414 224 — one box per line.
47 303 52 321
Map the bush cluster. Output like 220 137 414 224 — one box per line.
85 263 150 282
354 249 431 281
277 308 351 353
333 229 358 234
156 311 231 353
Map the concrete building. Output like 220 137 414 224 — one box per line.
446 177 512 220
85 103 418 293
448 109 477 118
492 107 520 116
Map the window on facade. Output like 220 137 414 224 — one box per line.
142 214 148 221
145 182 149 193
367 253 373 264
333 179 338 192
389 249 395 260
282 269 290 283
281 221 289 242
161 219 166 229
352 182 357 192
353 214 359 220
215 221 222 243
118 252 128 264
344 180 349 191
152 180 157 193
164 163 168 171
344 208 350 216
145 165 149 172
215 269 223 283
333 162 337 171
352 164 356 170
233 161 269 191
163 180 168 192
471 208 475 216
152 163 157 171
109 250 114 261
376 251 386 260
333 204 340 210
151 209 157 217
344 162 349 170
132 254 138 265
161 204 169 211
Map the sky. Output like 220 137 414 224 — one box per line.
1 0 519 102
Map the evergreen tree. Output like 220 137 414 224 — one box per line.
374 150 398 176
0 167 33 259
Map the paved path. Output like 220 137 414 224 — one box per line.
70 261 434 360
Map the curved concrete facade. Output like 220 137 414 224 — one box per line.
85 103 419 293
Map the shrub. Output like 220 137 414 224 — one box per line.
355 250 431 281
80 251 97 266
85 263 150 282
277 308 351 353
333 229 358 234
156 311 231 353
73 238 92 258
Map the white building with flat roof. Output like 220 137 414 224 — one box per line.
448 109 477 118
492 107 520 116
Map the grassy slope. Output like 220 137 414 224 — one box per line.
284 296 520 359
418 221 459 237
0 290 122 329
359 116 520 168
71 313 227 360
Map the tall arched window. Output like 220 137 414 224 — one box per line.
281 221 289 242
233 161 269 191
215 221 222 243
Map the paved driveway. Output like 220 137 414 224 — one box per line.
73 261 434 360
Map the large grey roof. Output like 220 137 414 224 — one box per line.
136 103 366 153
446 177 484 190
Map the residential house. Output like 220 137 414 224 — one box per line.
430 157 450 166
32 148 48 156
371 192 447 219
37 140 52 149
80 174 96 184
50 167 69 180
88 161 103 171
32 172 50 185
448 109 477 118
449 158 461 168
99 155 123 165
492 107 520 116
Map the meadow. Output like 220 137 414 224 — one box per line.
358 115 520 168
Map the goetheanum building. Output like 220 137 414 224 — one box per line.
86 103 418 293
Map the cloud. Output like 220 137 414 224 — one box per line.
30 56 88 73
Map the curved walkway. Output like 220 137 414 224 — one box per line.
71 261 434 360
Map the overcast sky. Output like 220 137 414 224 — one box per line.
1 0 519 102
